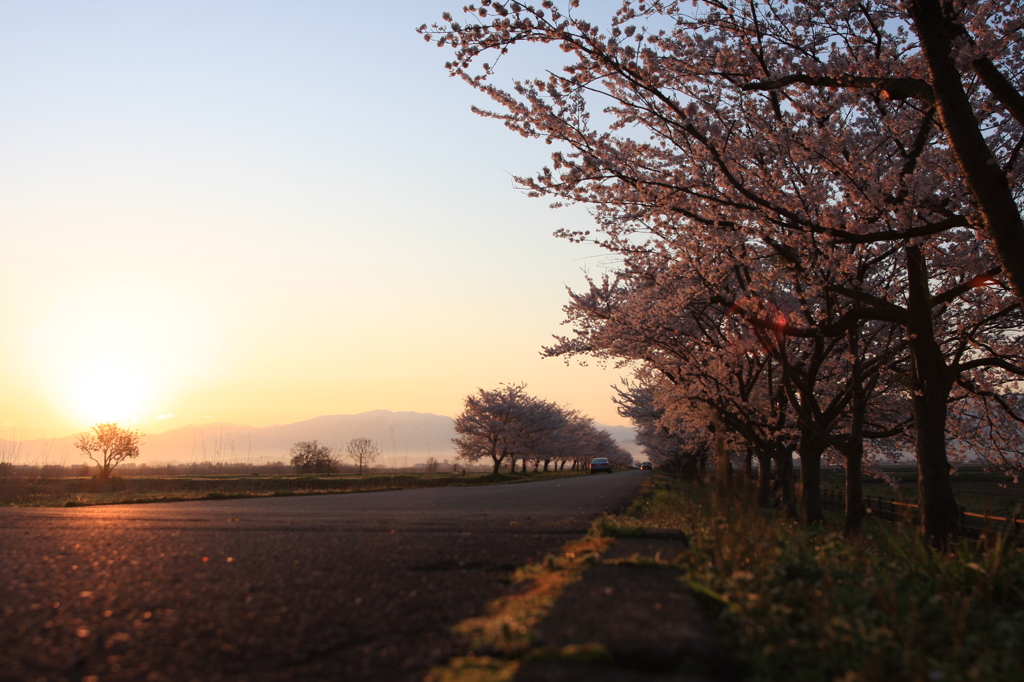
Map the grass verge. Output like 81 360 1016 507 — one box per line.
606 475 1024 682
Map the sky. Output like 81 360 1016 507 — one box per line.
0 0 631 438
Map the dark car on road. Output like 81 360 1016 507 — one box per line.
639 462 653 470
589 457 613 474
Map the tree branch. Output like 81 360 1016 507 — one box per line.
742 73 934 103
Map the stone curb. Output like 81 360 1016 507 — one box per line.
515 532 738 682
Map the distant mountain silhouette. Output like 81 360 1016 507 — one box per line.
135 411 458 465
1 411 635 465
1 411 639 466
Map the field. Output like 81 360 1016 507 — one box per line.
0 470 587 507
817 465 1024 518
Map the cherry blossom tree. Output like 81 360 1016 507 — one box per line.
613 376 709 478
453 384 629 473
424 0 1024 543
556 410 632 470
453 383 553 474
737 0 1024 305
422 0 1024 301
510 397 569 472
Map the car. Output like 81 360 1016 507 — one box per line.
589 457 613 474
639 462 653 470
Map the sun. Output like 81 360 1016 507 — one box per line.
73 360 145 424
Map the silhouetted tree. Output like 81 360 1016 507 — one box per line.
345 437 381 475
289 440 335 474
75 423 142 480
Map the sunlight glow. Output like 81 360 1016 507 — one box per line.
74 361 144 424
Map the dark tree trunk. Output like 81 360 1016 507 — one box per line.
774 447 797 519
742 446 754 504
906 245 959 544
797 433 826 524
712 419 732 509
844 441 865 536
844 327 867 537
908 0 1024 306
756 449 771 507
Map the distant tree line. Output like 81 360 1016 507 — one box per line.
288 438 382 475
452 383 632 475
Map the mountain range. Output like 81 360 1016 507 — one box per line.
2 411 641 466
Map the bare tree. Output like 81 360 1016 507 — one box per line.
425 456 439 472
345 438 381 475
289 440 335 474
75 423 142 480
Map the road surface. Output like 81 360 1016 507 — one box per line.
1 472 648 681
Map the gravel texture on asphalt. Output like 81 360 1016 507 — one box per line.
1 472 648 681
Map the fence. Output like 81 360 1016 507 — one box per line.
820 487 1024 540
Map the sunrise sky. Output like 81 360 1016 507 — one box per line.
0 1 630 437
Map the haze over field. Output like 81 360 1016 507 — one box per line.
1 410 641 467
0 0 627 438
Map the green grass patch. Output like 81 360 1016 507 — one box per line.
614 475 1024 682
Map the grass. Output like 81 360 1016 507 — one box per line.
425 534 614 682
605 475 1024 682
0 470 587 507
819 466 1024 518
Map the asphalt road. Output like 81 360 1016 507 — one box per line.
1 471 649 682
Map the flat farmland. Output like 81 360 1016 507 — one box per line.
819 465 1024 517
0 471 587 508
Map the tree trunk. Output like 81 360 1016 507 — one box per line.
774 447 797 519
907 0 1024 307
756 450 771 507
906 245 960 545
844 440 864 536
797 434 825 524
844 326 867 537
712 418 732 510
742 446 754 504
